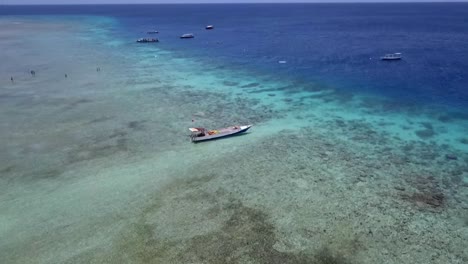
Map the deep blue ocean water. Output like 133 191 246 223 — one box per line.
2 3 468 109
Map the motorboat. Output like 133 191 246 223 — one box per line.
147 30 159 34
381 53 402 60
180 33 194 39
136 38 159 43
189 125 252 142
206 25 214 30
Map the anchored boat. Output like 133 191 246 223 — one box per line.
180 33 194 39
189 125 252 142
381 53 402 60
136 38 159 43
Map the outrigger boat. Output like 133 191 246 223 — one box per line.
189 125 252 142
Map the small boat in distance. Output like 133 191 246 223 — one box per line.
189 125 252 142
180 33 194 39
381 53 402 60
136 38 159 43
206 25 214 30
147 30 159 34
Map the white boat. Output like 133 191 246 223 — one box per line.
206 25 214 30
180 33 194 39
136 38 158 43
189 125 252 142
381 53 402 60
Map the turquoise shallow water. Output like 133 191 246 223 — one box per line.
1 14 468 264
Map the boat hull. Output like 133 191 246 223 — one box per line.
381 53 402 60
191 125 251 143
180 34 194 39
381 57 401 60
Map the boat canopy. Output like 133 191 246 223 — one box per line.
189 127 205 132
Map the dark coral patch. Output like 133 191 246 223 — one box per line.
181 202 311 264
24 168 64 181
450 112 468 121
0 165 15 174
101 168 361 264
241 82 260 88
127 120 146 131
314 246 353 264
404 192 445 208
112 200 355 264
438 112 468 122
445 154 458 160
437 115 452 123
401 175 446 209
87 116 114 124
415 129 435 139
223 81 239 87
63 98 93 111
67 138 128 164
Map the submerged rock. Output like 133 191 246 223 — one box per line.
445 154 458 160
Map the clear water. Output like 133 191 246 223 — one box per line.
1 4 467 264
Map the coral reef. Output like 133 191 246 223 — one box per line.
314 247 352 264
